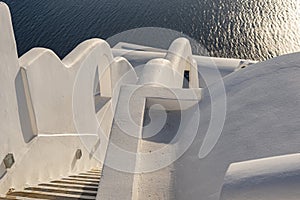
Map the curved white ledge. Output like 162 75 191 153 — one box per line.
221 154 300 200
138 58 174 87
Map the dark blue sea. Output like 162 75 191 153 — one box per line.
2 0 300 61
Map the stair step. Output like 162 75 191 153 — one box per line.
69 175 100 180
51 180 99 187
25 186 97 196
0 196 21 200
62 178 99 184
79 173 101 178
87 170 101 173
38 183 98 191
1 195 39 200
7 190 95 200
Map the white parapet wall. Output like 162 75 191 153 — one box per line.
112 43 257 73
165 38 198 88
0 2 27 184
112 43 257 88
0 2 102 193
220 154 300 200
0 2 136 194
19 38 114 134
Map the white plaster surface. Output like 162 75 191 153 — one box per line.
0 3 118 194
19 38 113 134
2 2 300 200
98 85 201 199
0 3 26 186
172 52 300 200
221 154 300 200
112 44 257 87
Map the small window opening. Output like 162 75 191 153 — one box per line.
183 70 190 88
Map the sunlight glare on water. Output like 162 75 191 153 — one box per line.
3 0 300 60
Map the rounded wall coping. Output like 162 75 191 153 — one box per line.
221 154 300 200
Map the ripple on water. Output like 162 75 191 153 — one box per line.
3 0 300 60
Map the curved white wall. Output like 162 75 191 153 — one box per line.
138 38 199 88
0 2 26 181
137 58 174 87
221 154 300 200
19 39 114 134
0 3 135 194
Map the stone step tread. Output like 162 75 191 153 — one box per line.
62 178 99 184
38 183 99 191
69 175 101 180
87 170 101 173
79 173 101 178
0 195 38 200
7 190 95 200
64 177 100 182
85 171 101 175
25 186 98 195
51 180 99 187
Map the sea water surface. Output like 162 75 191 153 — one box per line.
3 0 300 60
